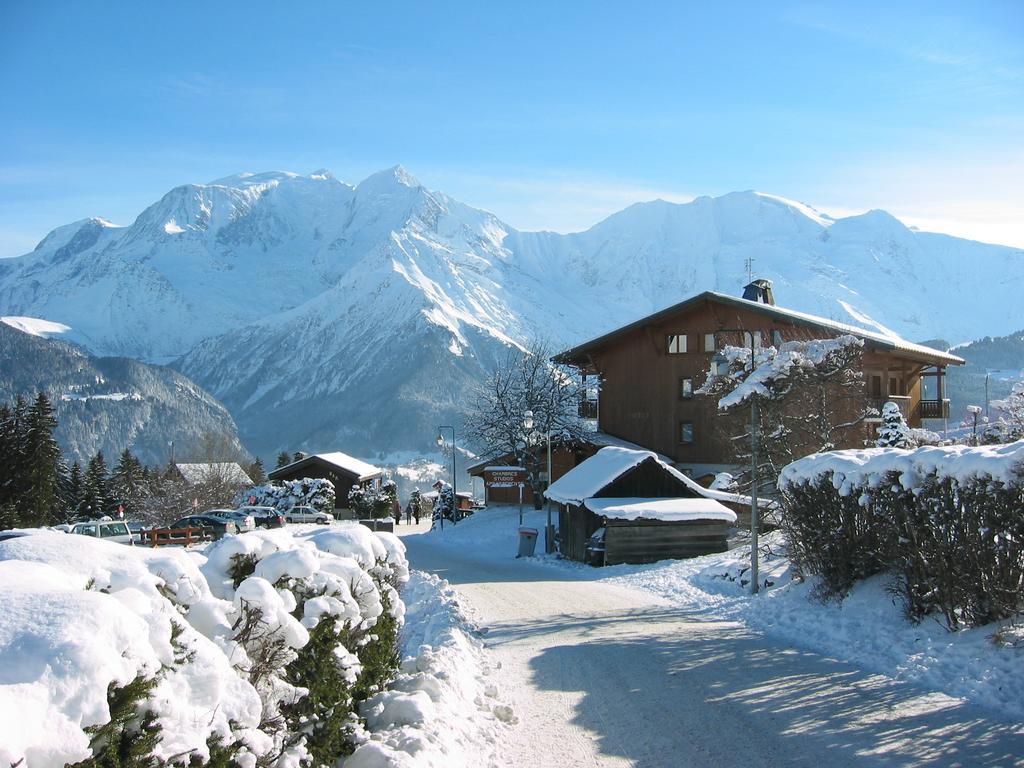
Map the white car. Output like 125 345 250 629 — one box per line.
210 508 256 533
284 506 333 524
69 520 135 545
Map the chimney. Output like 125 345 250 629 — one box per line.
742 278 775 306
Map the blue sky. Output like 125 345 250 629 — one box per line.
1 1 1022 256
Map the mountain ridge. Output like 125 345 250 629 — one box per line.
1 168 1021 457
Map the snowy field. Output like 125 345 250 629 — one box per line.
416 505 1024 723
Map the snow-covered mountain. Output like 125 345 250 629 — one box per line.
0 319 245 465
1 167 1021 457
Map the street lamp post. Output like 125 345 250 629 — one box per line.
436 426 456 530
713 329 761 595
522 410 555 552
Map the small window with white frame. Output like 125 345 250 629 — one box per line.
703 333 716 352
667 334 687 354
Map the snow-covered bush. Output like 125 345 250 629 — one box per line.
0 523 409 767
779 442 1024 629
875 401 911 448
348 475 398 520
431 482 456 527
234 477 336 513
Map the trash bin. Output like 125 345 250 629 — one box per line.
517 527 539 558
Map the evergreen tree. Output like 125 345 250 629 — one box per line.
876 401 911 448
0 396 30 514
111 449 146 516
24 392 62 526
276 451 291 469
82 451 113 518
247 457 267 484
66 461 85 516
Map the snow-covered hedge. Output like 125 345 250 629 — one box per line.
779 441 1024 629
0 523 408 767
234 477 337 513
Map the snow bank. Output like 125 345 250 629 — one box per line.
0 524 411 767
779 439 1024 494
345 572 511 767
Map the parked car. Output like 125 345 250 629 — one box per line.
284 506 333 524
210 508 256 533
69 520 136 545
235 505 286 529
584 527 606 567
170 514 238 540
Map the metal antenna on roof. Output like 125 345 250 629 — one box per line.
744 257 754 283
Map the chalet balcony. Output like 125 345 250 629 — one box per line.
917 398 951 420
867 395 911 421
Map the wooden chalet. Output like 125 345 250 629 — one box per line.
544 446 736 565
554 280 964 473
268 452 383 518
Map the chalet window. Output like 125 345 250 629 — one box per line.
679 421 695 444
772 329 783 346
680 377 693 399
703 333 716 352
667 334 688 354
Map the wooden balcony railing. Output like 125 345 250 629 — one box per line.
868 395 911 421
917 399 950 420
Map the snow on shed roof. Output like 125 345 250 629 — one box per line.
272 452 382 481
544 447 653 505
584 497 736 523
174 462 252 486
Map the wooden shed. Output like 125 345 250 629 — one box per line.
268 451 383 518
544 446 736 566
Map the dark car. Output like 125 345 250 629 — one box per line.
235 505 286 529
584 527 606 567
170 514 238 540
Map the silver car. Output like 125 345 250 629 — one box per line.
210 508 256 533
69 520 136 545
284 506 333 524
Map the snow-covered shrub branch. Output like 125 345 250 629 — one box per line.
779 441 1024 629
0 523 409 767
234 477 336 513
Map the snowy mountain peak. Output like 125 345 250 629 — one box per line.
357 164 422 194
208 170 302 188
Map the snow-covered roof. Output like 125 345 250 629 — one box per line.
584 497 736 523
555 291 964 367
544 447 653 505
271 452 382 481
484 465 525 472
174 462 252 486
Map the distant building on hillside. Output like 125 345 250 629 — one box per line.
553 280 964 479
269 451 383 518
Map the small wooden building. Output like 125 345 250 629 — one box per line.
544 446 736 566
268 452 383 518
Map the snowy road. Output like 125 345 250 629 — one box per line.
402 530 1024 768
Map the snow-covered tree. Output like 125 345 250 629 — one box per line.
876 401 912 448
465 339 592 509
236 477 336 513
431 481 456 527
986 382 1024 443
698 335 869 490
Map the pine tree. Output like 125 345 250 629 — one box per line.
82 451 113 518
248 457 267 484
66 461 85 516
24 392 62 526
111 449 146 516
276 451 291 469
0 396 30 515
876 401 912 448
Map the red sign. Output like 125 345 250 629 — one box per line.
117 505 124 518
249 495 257 505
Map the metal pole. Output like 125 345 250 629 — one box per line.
986 373 990 418
546 430 553 553
750 394 760 595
